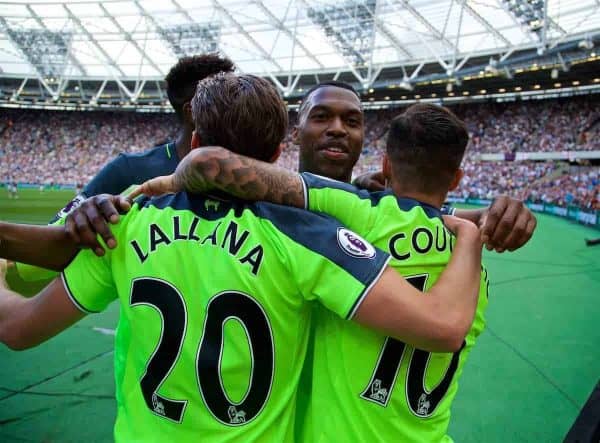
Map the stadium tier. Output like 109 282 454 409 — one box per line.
2 96 599 211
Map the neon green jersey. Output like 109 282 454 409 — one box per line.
62 192 390 443
299 173 489 443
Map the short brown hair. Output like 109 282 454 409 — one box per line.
165 53 235 121
386 103 468 194
191 73 288 162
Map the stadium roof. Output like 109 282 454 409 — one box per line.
0 0 599 106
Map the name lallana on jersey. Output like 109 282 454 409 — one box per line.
130 216 264 275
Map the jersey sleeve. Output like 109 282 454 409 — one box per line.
61 248 117 313
257 203 390 319
300 172 377 235
60 212 131 312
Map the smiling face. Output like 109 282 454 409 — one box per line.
294 86 364 183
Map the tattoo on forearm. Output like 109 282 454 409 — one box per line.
175 148 305 207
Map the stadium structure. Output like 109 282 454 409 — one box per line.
0 0 598 109
1 2 600 443
1 0 598 215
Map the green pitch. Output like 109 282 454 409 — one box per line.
0 188 75 224
1 189 599 442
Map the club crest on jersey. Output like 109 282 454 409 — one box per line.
337 228 376 259
205 199 220 211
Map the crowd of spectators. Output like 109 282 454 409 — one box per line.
455 96 600 153
1 96 599 210
449 162 600 210
525 166 599 210
450 161 558 200
0 109 177 186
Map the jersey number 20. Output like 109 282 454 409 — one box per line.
130 278 274 426
360 274 464 417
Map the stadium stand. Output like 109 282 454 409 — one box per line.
1 97 598 211
456 96 600 153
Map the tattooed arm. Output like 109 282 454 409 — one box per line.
132 146 307 207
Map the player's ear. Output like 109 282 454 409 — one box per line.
191 131 201 149
269 143 284 163
448 168 464 191
291 126 300 145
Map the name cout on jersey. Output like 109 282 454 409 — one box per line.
129 216 264 275
388 224 455 261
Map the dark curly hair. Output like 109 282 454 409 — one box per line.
165 53 235 121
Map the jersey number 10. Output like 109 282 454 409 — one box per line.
360 274 464 417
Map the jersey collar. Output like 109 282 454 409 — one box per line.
380 190 443 219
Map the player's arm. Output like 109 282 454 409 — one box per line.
459 196 537 252
289 208 481 353
133 148 535 254
1 194 132 270
0 225 117 350
356 216 482 352
0 263 85 350
130 146 306 208
10 194 130 283
0 222 79 271
354 170 536 252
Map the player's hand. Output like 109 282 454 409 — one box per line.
65 194 132 257
128 175 179 200
443 215 479 239
352 170 386 191
479 196 537 252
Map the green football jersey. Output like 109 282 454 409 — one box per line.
62 191 390 443
299 173 489 443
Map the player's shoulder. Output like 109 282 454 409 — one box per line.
250 199 342 230
134 190 344 226
118 141 174 163
302 172 376 200
302 172 395 214
82 144 171 196
130 192 378 260
248 201 379 259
